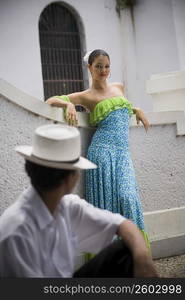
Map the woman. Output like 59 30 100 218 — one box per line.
46 49 150 247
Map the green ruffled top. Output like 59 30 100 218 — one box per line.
55 95 133 126
89 96 133 126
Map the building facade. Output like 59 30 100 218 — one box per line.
1 0 185 111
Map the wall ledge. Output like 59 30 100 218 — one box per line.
130 110 185 136
0 79 89 128
1 78 185 135
146 70 185 94
144 206 185 258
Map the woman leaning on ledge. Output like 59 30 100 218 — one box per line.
46 49 150 248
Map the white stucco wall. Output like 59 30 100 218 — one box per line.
0 97 51 213
0 0 44 99
130 124 185 212
0 95 92 215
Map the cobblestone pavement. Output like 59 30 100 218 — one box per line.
154 254 185 278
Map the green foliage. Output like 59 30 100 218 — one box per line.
116 0 135 10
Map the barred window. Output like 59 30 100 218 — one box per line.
39 3 85 101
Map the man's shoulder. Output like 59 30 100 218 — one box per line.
60 194 89 212
61 194 82 207
0 193 28 242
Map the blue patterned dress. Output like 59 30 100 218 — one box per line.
56 95 149 246
85 97 148 241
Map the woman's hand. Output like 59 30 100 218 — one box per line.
133 108 150 132
46 97 78 126
65 103 78 126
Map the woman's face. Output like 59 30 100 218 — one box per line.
88 55 110 81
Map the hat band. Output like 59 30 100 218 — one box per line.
31 154 80 164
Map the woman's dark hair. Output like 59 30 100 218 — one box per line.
25 160 76 192
88 49 110 65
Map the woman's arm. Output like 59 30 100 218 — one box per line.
132 107 150 132
112 82 124 94
46 91 84 106
46 98 77 126
112 83 149 132
46 92 85 126
117 220 158 277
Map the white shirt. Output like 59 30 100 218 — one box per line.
0 186 125 277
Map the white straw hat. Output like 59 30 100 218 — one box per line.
15 124 97 170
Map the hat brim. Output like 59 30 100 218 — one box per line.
16 146 97 170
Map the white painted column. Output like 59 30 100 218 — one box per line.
119 7 137 102
172 0 185 70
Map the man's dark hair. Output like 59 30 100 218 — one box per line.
25 160 76 191
88 49 110 65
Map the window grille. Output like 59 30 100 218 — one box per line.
39 3 84 101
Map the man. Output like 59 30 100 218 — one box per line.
0 124 158 277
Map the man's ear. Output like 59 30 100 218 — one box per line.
65 171 79 193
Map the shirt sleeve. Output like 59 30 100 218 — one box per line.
0 234 43 278
63 195 125 254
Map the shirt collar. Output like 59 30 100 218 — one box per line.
24 185 55 230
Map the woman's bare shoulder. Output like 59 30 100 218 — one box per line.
110 82 124 93
67 90 89 104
